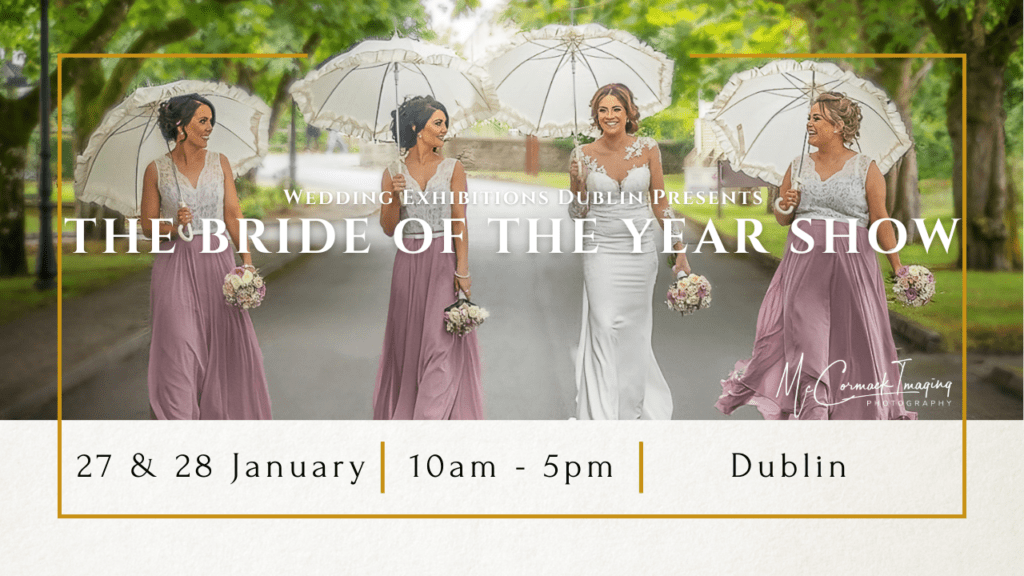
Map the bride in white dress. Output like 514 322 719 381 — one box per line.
568 83 691 420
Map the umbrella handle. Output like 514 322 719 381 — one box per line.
774 176 799 215
571 142 588 188
773 197 794 216
177 201 194 242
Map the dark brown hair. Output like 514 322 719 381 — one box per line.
157 94 216 142
589 83 640 134
814 91 861 144
390 95 449 151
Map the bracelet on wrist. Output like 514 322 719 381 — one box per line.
454 271 471 279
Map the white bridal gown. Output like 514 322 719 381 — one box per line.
570 136 673 420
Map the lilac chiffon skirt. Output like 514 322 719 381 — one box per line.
373 237 484 420
716 220 917 420
148 237 272 420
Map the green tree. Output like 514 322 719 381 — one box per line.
69 1 424 228
0 0 135 275
919 0 1022 270
1 0 428 266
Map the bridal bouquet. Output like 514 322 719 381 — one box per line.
666 272 712 316
223 266 266 309
893 265 935 307
444 296 489 336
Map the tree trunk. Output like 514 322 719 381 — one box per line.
866 55 930 245
1005 153 1022 269
0 131 29 276
945 65 965 267
949 59 1013 270
887 59 927 244
0 87 41 277
267 32 322 144
886 125 921 245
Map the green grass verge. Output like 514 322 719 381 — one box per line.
466 170 569 191
239 182 294 219
24 181 76 203
0 245 153 326
25 208 58 236
670 177 1016 353
22 182 74 236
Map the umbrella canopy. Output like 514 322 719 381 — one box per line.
75 80 270 218
289 35 500 144
707 59 912 186
482 23 674 138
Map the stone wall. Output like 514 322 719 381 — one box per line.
361 137 688 174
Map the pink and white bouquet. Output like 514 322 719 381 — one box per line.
444 297 489 336
223 266 266 309
893 265 935 307
666 272 712 316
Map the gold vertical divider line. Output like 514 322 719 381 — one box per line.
57 55 64 518
639 442 644 494
380 442 385 494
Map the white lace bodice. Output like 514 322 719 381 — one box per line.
154 150 225 221
791 153 872 228
392 157 458 237
571 136 661 253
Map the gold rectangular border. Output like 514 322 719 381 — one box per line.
57 52 968 519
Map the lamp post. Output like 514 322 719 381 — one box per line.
34 0 56 290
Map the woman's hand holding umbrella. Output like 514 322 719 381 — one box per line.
774 188 800 215
177 202 194 241
390 172 407 196
568 156 587 199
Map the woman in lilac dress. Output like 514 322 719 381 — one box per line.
140 94 272 420
373 96 483 420
716 92 917 420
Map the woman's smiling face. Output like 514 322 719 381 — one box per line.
180 103 214 148
806 102 840 147
418 109 448 148
596 94 628 135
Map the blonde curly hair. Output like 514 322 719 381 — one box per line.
815 91 861 144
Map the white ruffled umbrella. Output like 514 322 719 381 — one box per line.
482 23 674 138
289 35 500 148
707 59 912 188
75 80 271 218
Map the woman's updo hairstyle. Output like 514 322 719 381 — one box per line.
157 93 217 142
390 95 449 150
814 91 861 144
590 83 640 134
